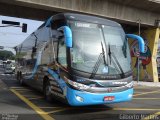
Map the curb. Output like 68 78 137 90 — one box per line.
133 81 160 87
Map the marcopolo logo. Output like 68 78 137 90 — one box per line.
112 82 128 85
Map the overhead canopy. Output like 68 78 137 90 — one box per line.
109 0 160 13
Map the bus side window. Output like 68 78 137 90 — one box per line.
58 37 67 67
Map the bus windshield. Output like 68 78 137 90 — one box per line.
68 20 131 75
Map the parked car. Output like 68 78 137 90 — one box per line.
10 64 15 72
4 67 13 74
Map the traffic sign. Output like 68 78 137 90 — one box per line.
22 23 27 33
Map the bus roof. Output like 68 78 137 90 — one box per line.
16 13 122 51
47 13 121 27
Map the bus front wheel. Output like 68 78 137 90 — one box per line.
44 80 53 102
16 72 20 81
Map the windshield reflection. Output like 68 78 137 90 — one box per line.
69 20 131 75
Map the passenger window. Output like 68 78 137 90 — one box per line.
58 38 67 67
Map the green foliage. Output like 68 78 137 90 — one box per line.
15 52 27 59
0 50 14 60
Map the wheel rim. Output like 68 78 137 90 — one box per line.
46 85 52 96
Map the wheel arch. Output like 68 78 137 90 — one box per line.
43 75 49 91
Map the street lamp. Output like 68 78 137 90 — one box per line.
2 20 20 25
1 20 27 33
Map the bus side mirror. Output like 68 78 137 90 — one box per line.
126 34 145 53
52 31 64 40
58 26 72 48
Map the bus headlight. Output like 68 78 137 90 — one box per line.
76 95 84 102
125 81 133 88
128 94 133 98
67 79 90 90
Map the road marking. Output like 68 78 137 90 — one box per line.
47 108 70 114
133 98 160 100
113 108 160 111
28 97 44 100
142 111 160 120
10 87 160 118
10 89 54 120
134 86 157 89
17 90 33 92
133 86 146 89
9 87 32 91
64 107 160 111
23 95 42 98
133 90 160 97
39 107 62 109
134 92 143 93
10 87 25 89
10 87 31 91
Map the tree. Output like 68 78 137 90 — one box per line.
0 50 14 60
15 52 26 59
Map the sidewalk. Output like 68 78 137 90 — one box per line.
134 81 160 87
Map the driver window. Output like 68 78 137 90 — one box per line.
58 37 67 67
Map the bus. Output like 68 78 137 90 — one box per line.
15 13 144 106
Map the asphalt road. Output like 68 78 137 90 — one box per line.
0 67 160 120
0 67 43 120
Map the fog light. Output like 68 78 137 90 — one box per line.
128 94 133 98
76 95 84 102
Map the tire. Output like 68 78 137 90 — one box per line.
16 72 20 81
44 80 53 102
19 72 24 86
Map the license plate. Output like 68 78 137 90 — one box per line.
104 96 115 101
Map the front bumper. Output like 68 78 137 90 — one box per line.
66 87 133 106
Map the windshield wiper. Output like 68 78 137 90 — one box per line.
108 44 125 78
101 42 107 66
89 42 108 79
122 37 127 58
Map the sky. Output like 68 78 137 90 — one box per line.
0 15 43 54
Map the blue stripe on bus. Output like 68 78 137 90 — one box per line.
25 60 39 79
25 52 42 79
47 68 66 90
